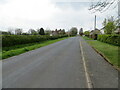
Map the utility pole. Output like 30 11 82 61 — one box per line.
94 15 96 30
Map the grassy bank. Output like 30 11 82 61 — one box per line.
2 37 69 59
82 36 119 68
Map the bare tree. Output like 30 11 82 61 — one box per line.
45 27 51 35
8 28 15 35
28 29 38 35
15 28 22 35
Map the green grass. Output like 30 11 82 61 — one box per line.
82 36 93 40
3 43 37 52
2 37 69 59
86 40 119 68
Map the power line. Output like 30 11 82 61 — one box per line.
100 0 116 13
89 0 117 13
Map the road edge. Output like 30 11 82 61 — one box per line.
90 45 120 71
79 40 93 89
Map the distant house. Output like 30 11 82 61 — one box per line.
100 27 105 34
51 29 59 36
115 26 120 34
90 28 102 40
51 29 65 36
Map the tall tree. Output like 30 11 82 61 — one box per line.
102 18 107 27
38 28 45 35
104 21 116 34
59 29 66 35
45 27 51 35
70 27 78 36
79 28 83 36
103 17 116 34
62 29 66 35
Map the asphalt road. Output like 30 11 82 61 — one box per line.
2 37 118 88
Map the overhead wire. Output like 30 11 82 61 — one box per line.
89 0 117 13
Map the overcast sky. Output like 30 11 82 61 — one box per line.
0 0 118 32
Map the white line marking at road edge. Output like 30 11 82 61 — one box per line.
79 40 93 89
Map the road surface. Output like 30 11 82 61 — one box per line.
2 37 118 88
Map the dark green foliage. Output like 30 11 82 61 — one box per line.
2 35 68 47
97 35 120 46
79 28 83 36
38 28 45 35
84 31 90 37
1 31 11 35
104 21 116 34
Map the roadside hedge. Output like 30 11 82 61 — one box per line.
97 34 120 46
2 35 68 47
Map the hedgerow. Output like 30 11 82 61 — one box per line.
2 35 68 47
97 34 120 46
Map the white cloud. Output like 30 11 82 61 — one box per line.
1 0 57 19
0 0 59 30
0 0 118 32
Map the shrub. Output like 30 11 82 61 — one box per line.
97 35 120 46
2 35 68 47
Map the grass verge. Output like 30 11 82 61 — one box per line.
2 37 69 59
82 36 93 40
82 36 119 68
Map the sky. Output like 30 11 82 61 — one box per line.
0 0 118 32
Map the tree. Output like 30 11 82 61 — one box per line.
103 17 116 34
28 29 38 35
45 30 51 35
70 27 78 36
15 28 22 35
45 27 51 35
8 28 15 35
84 31 90 37
22 33 29 35
1 31 9 35
102 18 107 27
104 21 116 34
38 28 45 35
79 28 83 36
61 29 66 35
59 29 66 35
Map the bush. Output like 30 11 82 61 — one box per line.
2 35 68 47
97 35 120 46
